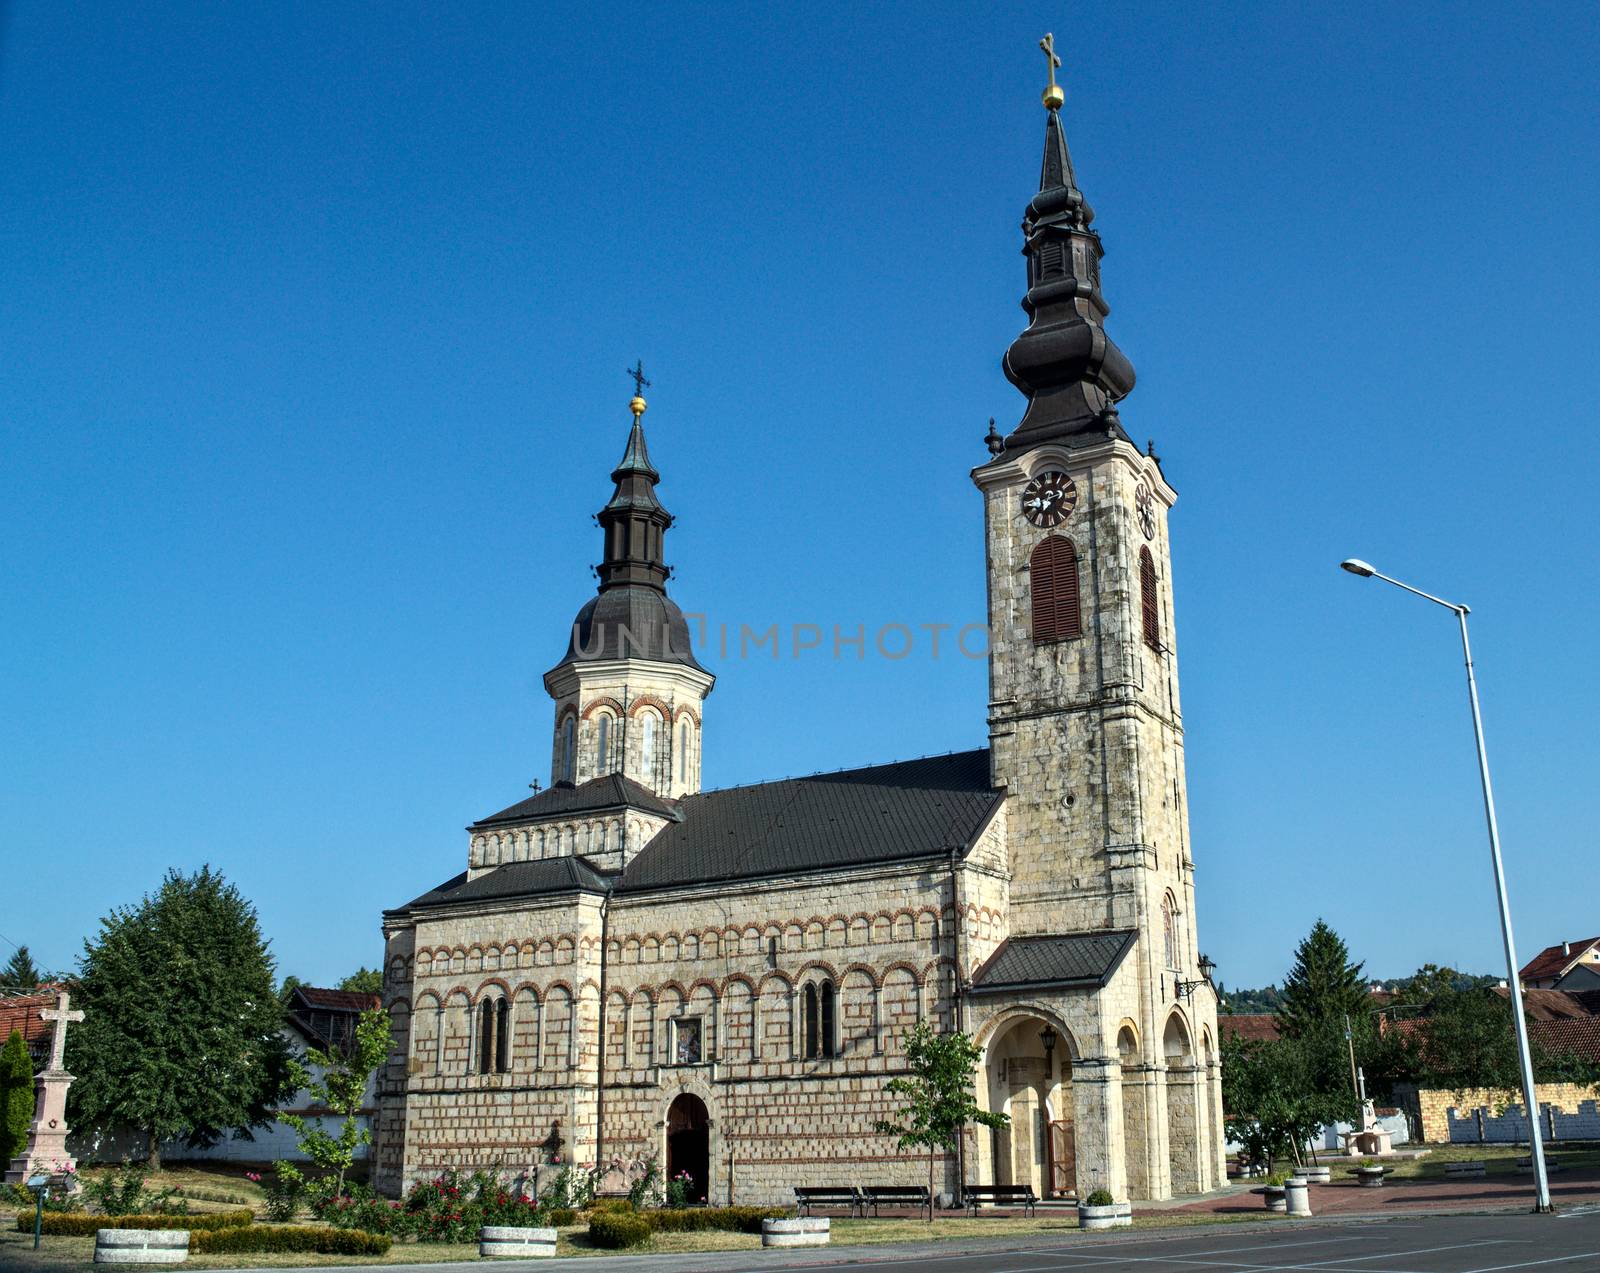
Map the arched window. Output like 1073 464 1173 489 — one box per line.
561 717 576 782
677 721 688 781
495 998 510 1073
478 995 511 1074
641 714 657 775
1162 895 1178 971
802 980 837 1059
820 981 836 1058
1030 536 1081 643
596 715 611 773
1140 546 1161 651
478 999 494 1074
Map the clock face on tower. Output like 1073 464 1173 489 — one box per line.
1021 470 1078 528
1135 482 1157 540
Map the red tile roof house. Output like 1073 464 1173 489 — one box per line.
1520 937 1600 991
0 990 59 1070
72 986 381 1166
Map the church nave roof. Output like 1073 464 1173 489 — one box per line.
616 748 999 894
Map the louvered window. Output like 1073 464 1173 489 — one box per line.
1140 547 1161 651
1030 536 1082 643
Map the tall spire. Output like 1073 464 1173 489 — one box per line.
596 367 672 592
1000 37 1136 452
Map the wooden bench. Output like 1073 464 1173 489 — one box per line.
861 1185 931 1218
794 1186 861 1217
963 1184 1037 1216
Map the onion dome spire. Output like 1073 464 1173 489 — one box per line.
548 364 706 676
1000 36 1136 452
597 363 671 592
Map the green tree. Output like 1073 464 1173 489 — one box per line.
1276 920 1368 1039
280 1007 390 1195
336 968 383 995
872 1023 1008 1219
1221 1030 1357 1171
1403 979 1600 1095
67 866 295 1169
2 947 46 996
277 975 307 1008
1 1029 35 1164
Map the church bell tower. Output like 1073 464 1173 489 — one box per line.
973 49 1200 995
543 373 714 800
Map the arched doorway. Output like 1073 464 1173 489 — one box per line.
983 1016 1075 1197
666 1093 709 1205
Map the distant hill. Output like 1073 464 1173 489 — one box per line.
1219 970 1500 1017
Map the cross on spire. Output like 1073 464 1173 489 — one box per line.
1039 33 1064 109
40 990 84 1072
627 360 651 396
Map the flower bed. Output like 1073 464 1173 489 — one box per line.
642 1206 788 1234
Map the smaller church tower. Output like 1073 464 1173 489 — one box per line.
543 377 714 801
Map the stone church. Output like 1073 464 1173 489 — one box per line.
374 61 1225 1207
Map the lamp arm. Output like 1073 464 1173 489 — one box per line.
1368 569 1466 614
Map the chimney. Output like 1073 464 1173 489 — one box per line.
1563 940 1572 956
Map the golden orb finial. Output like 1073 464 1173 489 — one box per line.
1039 33 1064 109
626 359 651 419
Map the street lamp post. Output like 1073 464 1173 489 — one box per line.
1339 558 1552 1213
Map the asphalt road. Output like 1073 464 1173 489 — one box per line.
63 1211 1597 1273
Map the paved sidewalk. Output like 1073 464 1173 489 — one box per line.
1162 1169 1600 1217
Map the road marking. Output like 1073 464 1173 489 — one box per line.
1455 1254 1600 1273
975 1238 1509 1273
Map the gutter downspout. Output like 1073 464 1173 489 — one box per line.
595 885 611 1173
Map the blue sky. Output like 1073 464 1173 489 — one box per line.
2 4 1596 992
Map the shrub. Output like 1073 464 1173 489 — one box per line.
588 1211 652 1248
588 1197 634 1214
546 1206 577 1227
263 1162 305 1221
20 1210 253 1236
190 1224 391 1255
642 1206 787 1235
1084 1189 1115 1207
83 1163 187 1217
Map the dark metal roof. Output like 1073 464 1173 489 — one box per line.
616 749 999 894
968 930 1137 993
473 772 680 828
1000 103 1136 453
549 585 707 675
397 858 615 912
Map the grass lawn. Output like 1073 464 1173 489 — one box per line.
1354 1141 1600 1181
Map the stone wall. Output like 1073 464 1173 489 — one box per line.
1407 1083 1600 1144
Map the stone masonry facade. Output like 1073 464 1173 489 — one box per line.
373 72 1227 1208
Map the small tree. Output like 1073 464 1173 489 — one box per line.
1 1029 36 1164
280 1007 390 1196
873 1023 1007 1220
1221 1030 1355 1171
2 947 46 996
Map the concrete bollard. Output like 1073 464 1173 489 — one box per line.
762 1218 830 1248
1284 1179 1312 1217
479 1225 557 1258
94 1229 189 1265
1294 1165 1332 1184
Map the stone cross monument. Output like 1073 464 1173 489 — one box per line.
4 991 85 1187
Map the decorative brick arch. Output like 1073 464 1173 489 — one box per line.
629 694 671 720
581 696 625 721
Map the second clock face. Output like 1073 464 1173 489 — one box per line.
1021 470 1078 528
